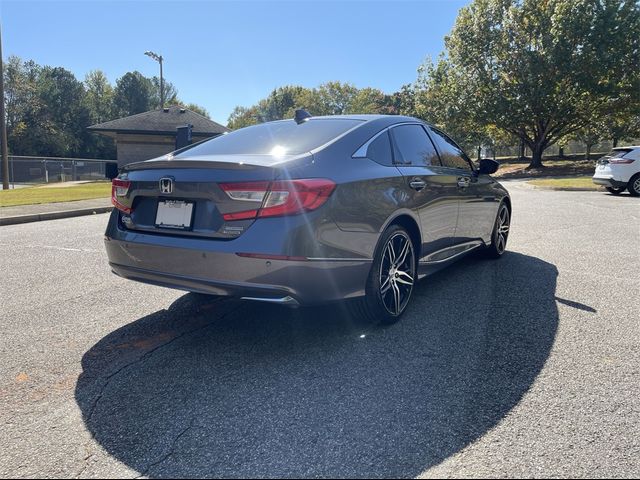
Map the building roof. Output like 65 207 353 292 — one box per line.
87 105 230 136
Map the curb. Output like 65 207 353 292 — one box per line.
0 206 113 226
526 183 604 192
530 186 603 192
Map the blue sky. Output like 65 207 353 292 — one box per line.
1 0 467 123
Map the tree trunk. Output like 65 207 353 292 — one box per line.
558 146 564 158
519 139 525 161
477 145 482 161
585 144 592 160
613 137 618 148
527 143 545 169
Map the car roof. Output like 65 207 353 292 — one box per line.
314 114 428 123
270 114 429 125
613 145 640 150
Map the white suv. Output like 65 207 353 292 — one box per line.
592 146 640 196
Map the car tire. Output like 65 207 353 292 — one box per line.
483 202 510 259
627 174 640 197
350 224 417 325
606 186 626 195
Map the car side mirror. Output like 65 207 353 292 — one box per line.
478 158 499 175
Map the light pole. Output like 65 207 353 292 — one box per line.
1 25 9 190
144 50 164 109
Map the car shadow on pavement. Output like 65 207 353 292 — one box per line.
75 251 559 478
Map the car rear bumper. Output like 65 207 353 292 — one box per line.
104 213 373 305
592 176 627 188
109 262 306 305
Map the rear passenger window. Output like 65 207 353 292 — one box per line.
366 131 393 166
429 128 473 171
390 124 440 166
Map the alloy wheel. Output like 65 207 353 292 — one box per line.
633 177 640 195
495 205 510 254
379 232 415 316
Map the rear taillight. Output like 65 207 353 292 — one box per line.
220 179 336 221
111 179 132 214
609 158 635 164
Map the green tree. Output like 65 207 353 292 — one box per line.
415 57 489 156
300 81 358 115
439 0 640 168
602 110 640 147
227 105 260 129
348 87 387 114
150 76 178 109
262 85 307 121
113 71 153 116
36 66 92 156
183 103 210 118
485 125 517 160
572 124 602 159
381 84 417 116
226 81 415 130
3 56 43 155
83 70 116 158
84 70 114 124
4 58 112 158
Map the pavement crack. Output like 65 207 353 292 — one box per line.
85 303 244 425
136 419 196 479
73 445 95 479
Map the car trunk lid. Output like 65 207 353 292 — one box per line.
114 154 312 239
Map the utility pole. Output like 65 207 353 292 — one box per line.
144 51 164 109
0 25 9 190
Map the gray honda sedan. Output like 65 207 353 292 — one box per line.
105 112 510 324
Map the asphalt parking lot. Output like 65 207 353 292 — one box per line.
0 180 638 478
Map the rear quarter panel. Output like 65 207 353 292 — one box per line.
310 155 420 259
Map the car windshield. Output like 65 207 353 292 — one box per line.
175 118 364 157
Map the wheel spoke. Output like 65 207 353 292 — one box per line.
380 276 391 295
497 234 505 251
392 282 401 315
386 242 396 265
396 270 414 285
395 238 410 267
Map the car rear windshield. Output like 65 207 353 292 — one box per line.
175 118 364 157
602 149 633 159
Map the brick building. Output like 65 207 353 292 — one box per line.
88 106 230 168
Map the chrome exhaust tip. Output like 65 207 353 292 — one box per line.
240 295 300 307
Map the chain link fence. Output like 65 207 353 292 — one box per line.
487 138 639 161
0 156 118 187
2 139 638 187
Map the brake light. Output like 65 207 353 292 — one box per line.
111 179 132 214
220 179 336 221
609 158 635 164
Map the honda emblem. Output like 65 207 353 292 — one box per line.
159 177 173 194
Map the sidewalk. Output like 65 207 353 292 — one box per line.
0 198 112 226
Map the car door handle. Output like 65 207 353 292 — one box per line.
457 177 471 188
409 178 427 191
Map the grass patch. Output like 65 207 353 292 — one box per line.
527 176 603 191
0 182 111 207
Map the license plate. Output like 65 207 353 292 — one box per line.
155 200 194 229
